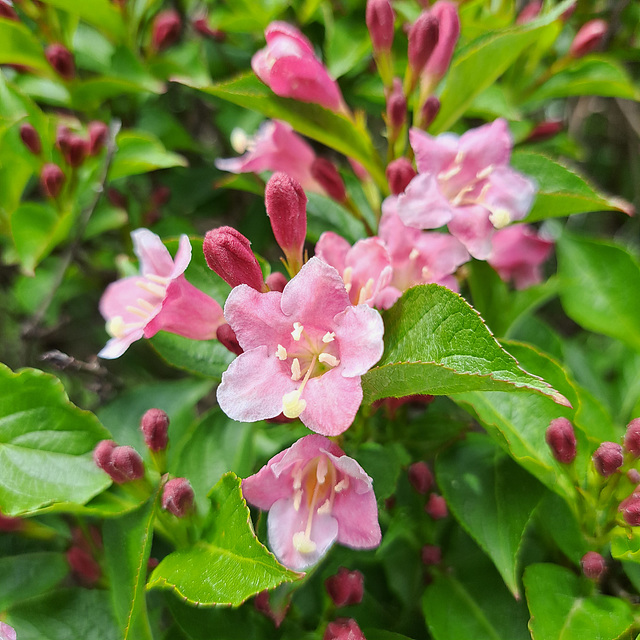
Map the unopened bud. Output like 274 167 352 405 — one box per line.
203 226 265 291
366 0 395 53
408 12 439 74
311 158 347 203
107 188 127 209
408 461 433 494
151 185 171 207
325 567 364 607
324 618 366 640
266 271 288 292
621 494 640 526
193 15 225 41
140 408 169 452
152 9 182 52
63 135 89 167
545 417 576 464
66 546 101 585
593 442 623 477
569 19 607 58
561 2 576 21
111 445 144 482
628 469 640 485
40 163 65 198
386 78 406 130
420 96 440 128
254 590 289 628
45 43 75 80
162 477 194 517
0 1 18 20
624 418 640 457
0 511 23 532
581 551 606 581
423 1 460 80
516 1 542 25
421 544 442 565
425 493 448 520
526 120 563 143
216 323 243 356
19 123 41 154
0 622 16 640
386 157 416 195
88 121 109 155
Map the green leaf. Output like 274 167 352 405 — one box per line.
512 151 632 221
361 285 569 406
353 442 404 501
306 191 366 244
39 0 124 39
524 563 635 640
557 234 640 352
0 18 50 73
611 528 640 564
437 433 545 597
0 364 111 516
147 472 300 605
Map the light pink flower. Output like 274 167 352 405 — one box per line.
0 622 16 640
487 224 553 289
99 229 224 359
252 22 345 112
315 232 393 307
242 434 381 571
393 119 536 259
217 257 384 435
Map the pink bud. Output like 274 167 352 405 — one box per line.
88 121 109 155
140 408 169 452
107 187 127 209
421 544 442 565
162 477 195 517
63 135 89 167
40 163 66 198
366 0 395 53
0 1 19 20
266 271 288 292
111 445 145 483
561 2 576 21
569 19 607 58
311 158 347 203
408 461 433 494
325 567 364 607
19 122 41 154
408 12 439 74
265 172 307 266
203 226 265 291
386 157 416 195
152 9 182 52
516 1 542 25
624 418 640 457
192 15 225 41
628 469 640 485
545 417 576 464
621 494 640 526
324 618 366 640
66 546 101 585
426 493 448 520
593 442 623 477
386 78 406 130
581 551 606 581
420 96 440 128
526 120 563 142
423 1 460 79
216 323 243 356
254 590 289 628
45 43 75 80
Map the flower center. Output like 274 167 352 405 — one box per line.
437 150 495 206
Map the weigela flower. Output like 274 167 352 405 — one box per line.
0 622 16 640
217 257 384 435
252 22 345 112
392 119 536 259
242 434 381 571
99 229 224 359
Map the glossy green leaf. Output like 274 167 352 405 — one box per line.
306 191 367 244
361 285 569 406
353 442 405 501
557 234 640 352
147 473 300 606
512 151 633 222
0 19 51 73
524 564 635 640
611 528 640 564
38 0 124 38
437 433 545 597
0 364 111 516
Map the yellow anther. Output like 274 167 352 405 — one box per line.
318 353 340 368
291 322 304 341
438 164 462 181
421 266 431 281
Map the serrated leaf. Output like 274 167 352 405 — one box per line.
361 285 569 406
147 473 301 605
0 364 111 516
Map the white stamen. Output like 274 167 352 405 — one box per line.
322 332 335 343
276 344 288 360
342 266 353 295
438 164 462 181
476 165 493 180
135 280 166 298
293 489 303 512
316 457 328 484
282 389 307 418
145 273 171 285
126 305 149 319
292 531 317 554
489 209 511 229
230 127 250 154
291 322 304 341
291 358 302 381
409 248 420 261
292 467 303 490
317 499 332 515
455 150 465 164
106 316 127 339
357 278 375 305
334 478 349 493
318 353 340 368
137 298 156 312
421 266 431 281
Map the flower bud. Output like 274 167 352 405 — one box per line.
162 477 195 517
107 187 127 209
151 185 171 207
40 163 65 198
526 120 563 143
621 494 640 526
45 43 75 80
0 511 23 532
88 121 109 155
545 417 576 464
0 622 17 640
324 618 366 640
266 271 288 292
593 442 623 477
192 16 225 41
216 323 243 356
628 469 640 485
420 96 440 128
265 172 307 268
311 158 347 203
569 19 607 58
423 1 460 80
254 590 289 628
67 546 101 585
203 226 265 291
421 544 442 565
325 567 364 607
0 1 19 20
140 408 169 452
581 551 606 581
386 78 406 130
408 12 439 75
19 123 41 155
425 493 448 520
408 461 433 494
516 1 542 25
366 0 395 53
152 9 182 51
624 418 640 457
386 157 416 195
111 445 145 483
63 135 89 167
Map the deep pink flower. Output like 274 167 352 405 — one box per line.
252 22 345 112
393 119 536 259
422 1 459 81
242 434 381 570
217 257 384 435
99 229 224 358
487 224 553 289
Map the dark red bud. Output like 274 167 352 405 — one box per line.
66 546 101 584
152 9 182 52
147 557 159 572
323 618 366 640
421 544 442 565
408 461 433 494
545 417 577 464
162 477 194 517
624 418 640 457
203 226 265 291
628 469 640 485
151 185 171 207
0 1 19 20
45 43 75 80
593 441 623 477
192 15 225 41
88 121 109 155
325 567 364 607
140 408 169 452
0 511 23 532
266 271 288 292
216 323 243 356
19 123 41 155
581 551 606 581
408 12 439 74
40 163 65 198
516 1 542 25
107 187 127 209
569 19 607 58
386 157 416 195
526 120 563 143
386 78 406 130
311 158 347 203
425 493 448 520
111 445 144 482
366 0 395 53
621 495 640 526
420 96 440 129
64 135 89 167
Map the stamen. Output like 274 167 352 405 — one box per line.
145 273 171 285
437 164 462 181
292 531 317 554
291 322 304 341
357 278 375 305
293 489 303 512
318 353 340 368
334 477 349 493
489 209 511 229
137 298 156 312
126 305 149 319
292 467 303 490
455 150 465 164
322 332 335 343
291 358 302 381
316 457 328 484
230 127 250 154
421 266 431 280
135 280 166 298
409 248 420 261
276 344 288 360
317 499 332 515
476 165 493 180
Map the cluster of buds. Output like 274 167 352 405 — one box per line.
325 567 365 607
408 461 447 521
93 440 145 484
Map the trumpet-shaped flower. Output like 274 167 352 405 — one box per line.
217 257 384 435
99 229 224 359
242 434 381 571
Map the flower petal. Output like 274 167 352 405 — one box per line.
315 232 351 274
242 447 293 511
132 228 175 277
410 128 459 176
332 305 384 377
447 205 495 260
395 173 455 229
332 484 381 549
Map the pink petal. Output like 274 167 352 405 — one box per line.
394 173 455 229
458 118 512 171
98 329 144 359
331 482 381 549
271 434 343 477
242 447 292 511
344 238 394 306
374 286 403 310
409 128 459 176
481 165 537 224
333 305 384 377
447 205 495 260
414 232 470 280
132 228 175 277
315 232 351 274
265 21 316 56
170 234 193 278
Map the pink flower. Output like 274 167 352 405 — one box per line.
99 229 224 359
0 622 16 640
487 224 553 289
252 22 345 112
217 257 384 435
393 119 536 259
242 434 381 570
